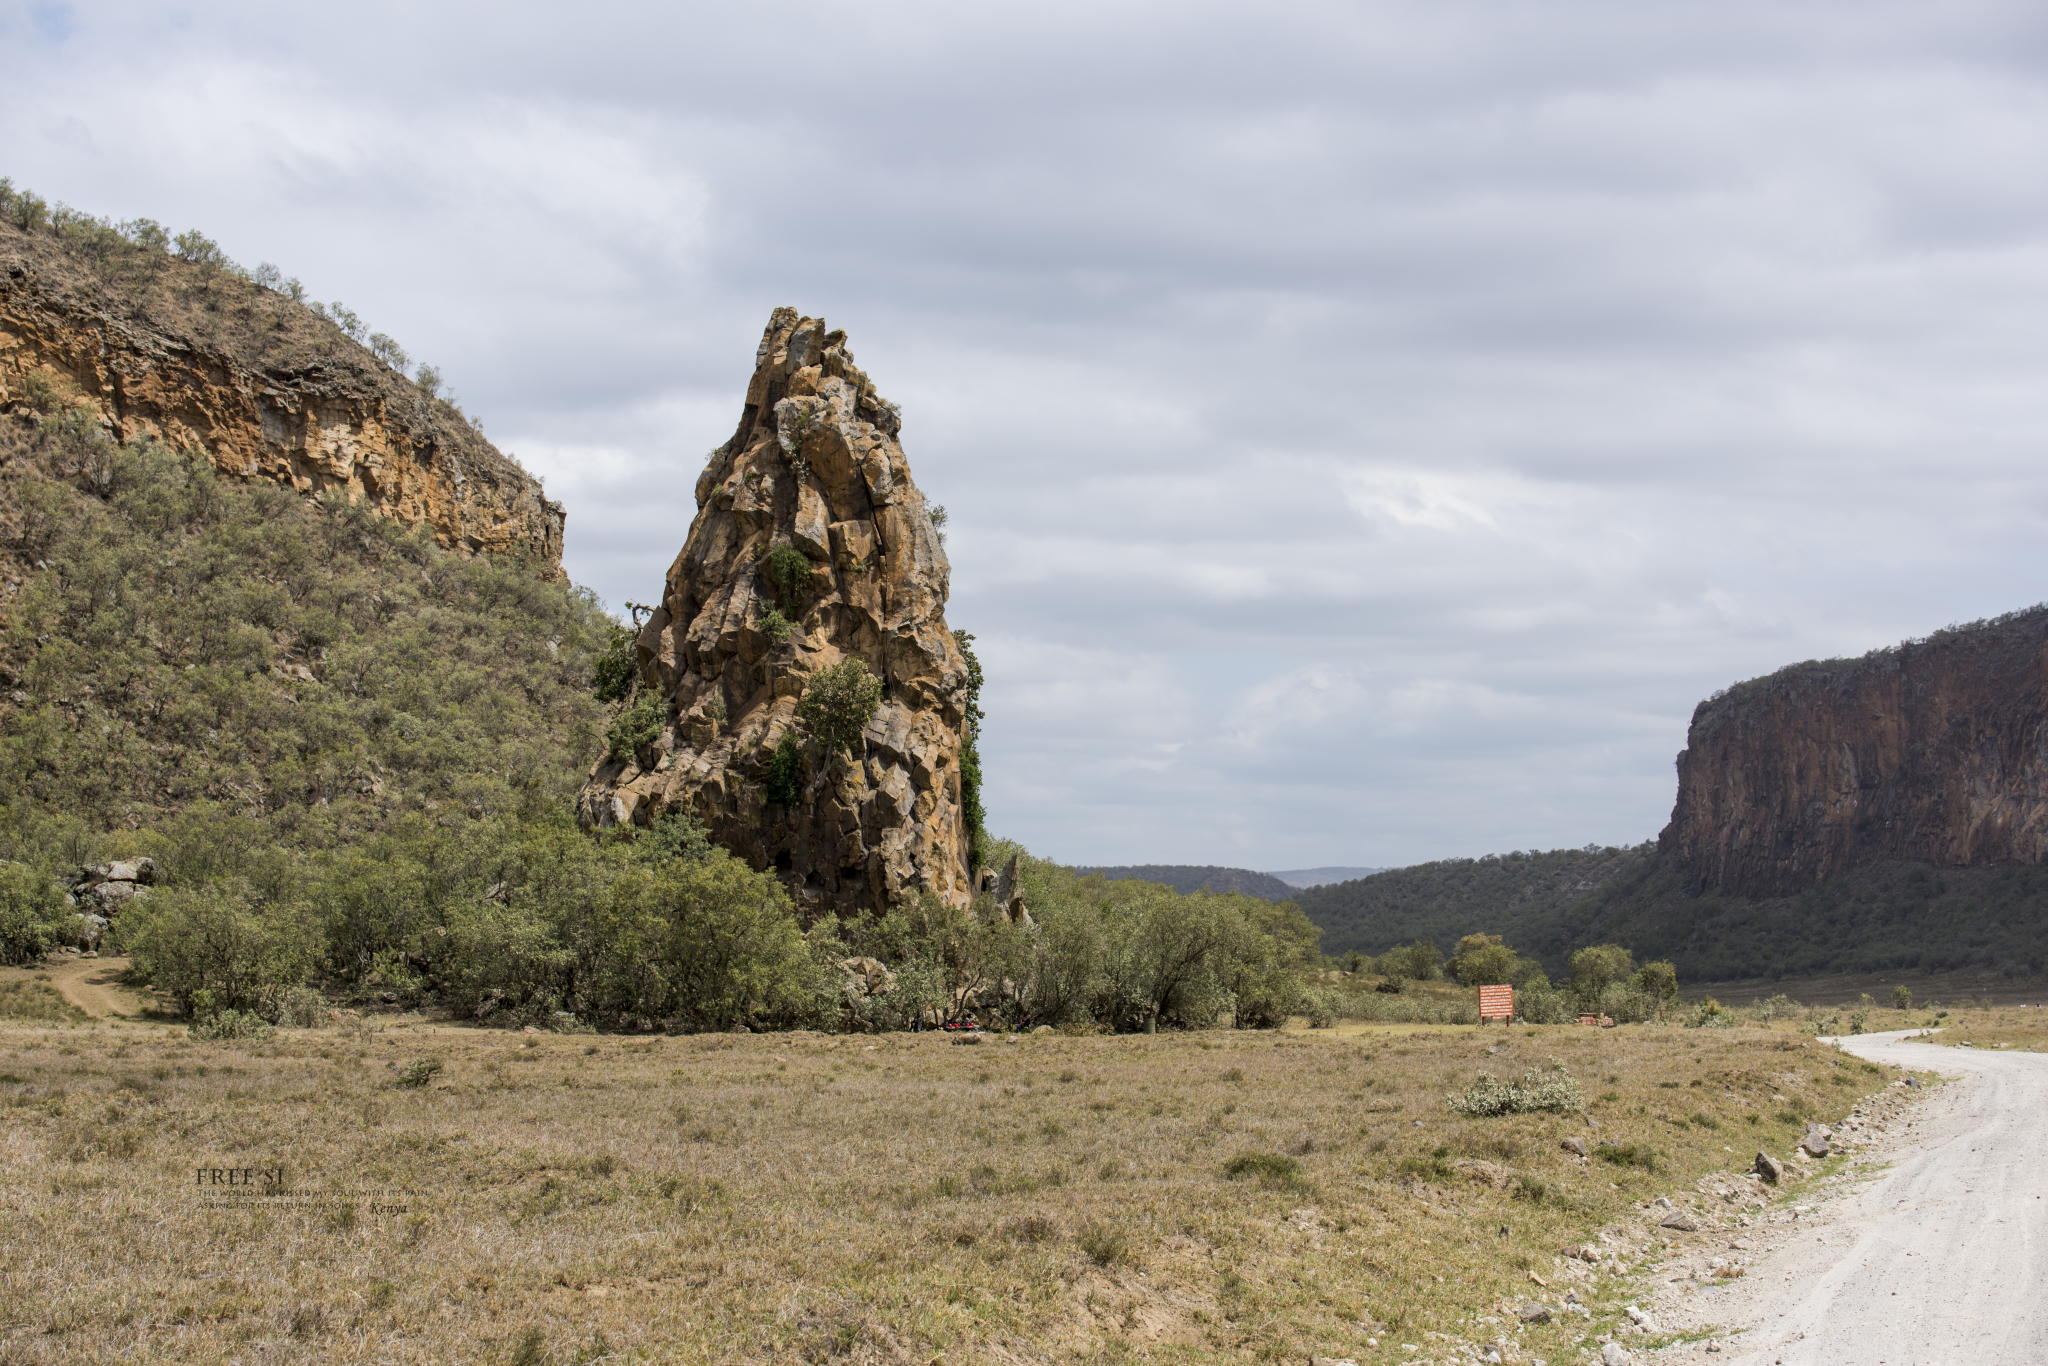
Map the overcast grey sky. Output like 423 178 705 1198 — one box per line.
6 0 2047 870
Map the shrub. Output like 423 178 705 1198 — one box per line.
605 697 664 764
190 1008 273 1041
764 543 811 614
1223 1152 1304 1189
591 620 639 703
640 811 713 865
1686 996 1731 1028
765 731 805 807
1076 1220 1130 1266
0 861 66 965
1892 984 1913 1010
395 1057 444 1088
758 605 795 645
1445 1064 1584 1116
261 984 328 1028
119 884 318 1017
1594 1142 1661 1172
799 659 883 756
414 365 442 399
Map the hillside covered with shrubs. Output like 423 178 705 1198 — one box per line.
1298 843 2048 986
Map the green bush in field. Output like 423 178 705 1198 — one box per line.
188 1008 273 1041
1446 1064 1585 1116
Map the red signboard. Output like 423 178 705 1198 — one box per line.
1478 985 1513 1020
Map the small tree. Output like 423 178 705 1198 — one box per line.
764 543 811 615
368 333 410 371
1570 944 1636 1005
1381 939 1442 982
1450 932 1524 987
765 730 805 806
799 659 884 757
1892 984 1912 1010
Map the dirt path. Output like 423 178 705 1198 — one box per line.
1641 1029 2048 1366
37 954 148 1018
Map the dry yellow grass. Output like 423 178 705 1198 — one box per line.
0 1015 1900 1364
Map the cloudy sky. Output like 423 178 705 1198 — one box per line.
6 0 2047 870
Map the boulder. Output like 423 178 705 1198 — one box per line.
1601 1344 1634 1366
1560 1136 1587 1156
1754 1150 1786 1184
1516 1303 1552 1324
1801 1128 1831 1158
1658 1210 1701 1232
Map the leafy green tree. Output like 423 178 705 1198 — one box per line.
1380 939 1443 982
119 882 318 1016
1450 932 1526 986
590 619 639 703
1570 944 1637 1004
0 862 67 965
1892 984 1912 1010
1631 960 1679 1002
799 658 883 756
648 854 827 1030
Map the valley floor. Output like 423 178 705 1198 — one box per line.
0 1012 1900 1364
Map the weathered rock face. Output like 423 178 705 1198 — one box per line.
1661 608 2048 896
0 231 562 570
578 308 973 914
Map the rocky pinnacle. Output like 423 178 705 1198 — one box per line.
578 308 974 914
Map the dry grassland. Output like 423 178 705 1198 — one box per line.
1903 1003 2048 1052
0 1016 1900 1365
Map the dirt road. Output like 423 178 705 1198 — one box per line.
38 954 147 1018
1649 1029 2048 1366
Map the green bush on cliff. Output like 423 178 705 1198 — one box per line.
605 697 665 764
765 731 806 807
798 659 883 756
764 542 811 615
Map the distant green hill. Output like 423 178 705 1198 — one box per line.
1295 845 2048 984
1078 865 1299 902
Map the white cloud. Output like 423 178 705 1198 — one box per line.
5 0 2048 868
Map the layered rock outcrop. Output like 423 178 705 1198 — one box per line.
578 308 973 914
1661 607 2048 895
0 228 562 569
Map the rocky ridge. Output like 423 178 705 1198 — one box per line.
1662 606 2048 896
578 308 973 914
0 220 563 571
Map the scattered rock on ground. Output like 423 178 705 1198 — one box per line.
1754 1150 1786 1183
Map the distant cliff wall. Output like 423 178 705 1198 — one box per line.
1661 608 2048 896
0 223 562 570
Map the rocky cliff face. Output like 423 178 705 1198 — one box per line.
578 308 973 914
0 224 562 570
1661 607 2048 896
